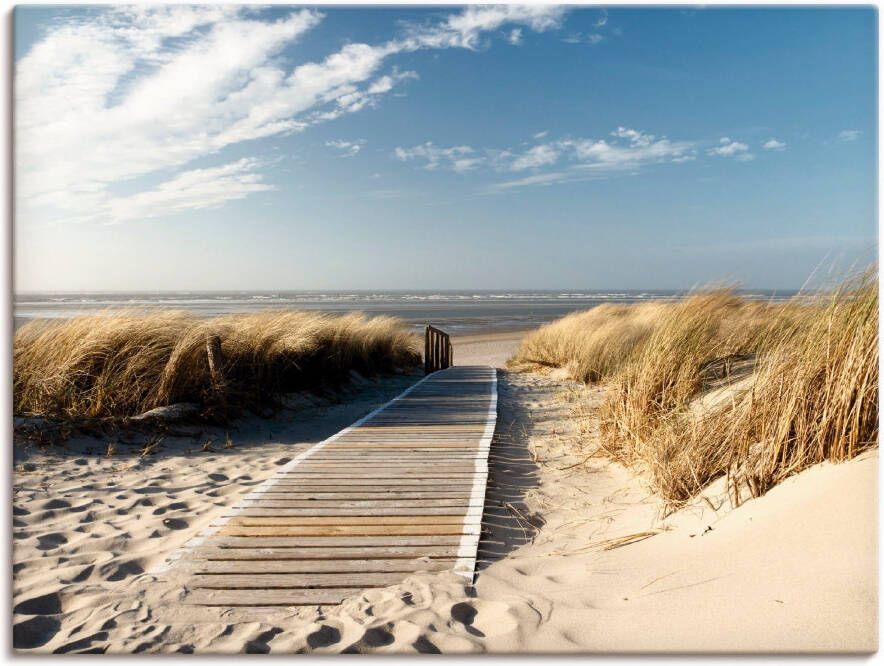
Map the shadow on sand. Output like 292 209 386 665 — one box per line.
476 369 546 570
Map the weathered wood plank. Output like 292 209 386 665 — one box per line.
194 558 454 574
234 499 477 509
252 492 475 499
229 508 471 517
223 515 466 526
193 572 409 589
197 545 460 560
266 478 476 486
207 535 470 548
219 524 470 537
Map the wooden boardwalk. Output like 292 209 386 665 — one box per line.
159 365 497 607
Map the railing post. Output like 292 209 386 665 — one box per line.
424 325 431 375
424 325 453 374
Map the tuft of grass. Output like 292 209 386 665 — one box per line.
14 310 420 419
511 271 877 507
510 301 669 382
711 271 876 503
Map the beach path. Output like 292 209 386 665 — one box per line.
165 365 497 607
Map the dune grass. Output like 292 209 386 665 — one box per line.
14 310 421 419
511 271 877 507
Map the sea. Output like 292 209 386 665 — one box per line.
13 290 798 336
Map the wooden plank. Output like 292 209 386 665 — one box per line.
252 488 470 500
207 535 468 548
197 545 460 560
277 465 476 472
223 515 466 526
193 572 408 589
234 499 477 509
219 524 469 537
229 508 471 517
266 478 475 486
194 558 454 574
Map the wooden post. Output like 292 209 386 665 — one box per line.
424 325 431 375
424 325 453 374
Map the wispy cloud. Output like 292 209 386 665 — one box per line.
399 127 695 176
763 138 787 151
17 4 568 224
563 9 612 46
394 143 482 173
399 127 790 192
486 171 572 192
508 28 523 45
105 159 275 224
709 137 754 161
838 129 862 142
326 139 366 157
510 144 560 171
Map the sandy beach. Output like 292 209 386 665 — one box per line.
12 329 876 653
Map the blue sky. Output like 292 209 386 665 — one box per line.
14 5 877 291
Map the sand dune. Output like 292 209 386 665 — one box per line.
12 334 876 653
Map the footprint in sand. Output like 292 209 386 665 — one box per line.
162 518 188 530
450 600 516 638
54 630 109 654
14 591 62 615
13 615 61 649
243 627 282 654
36 533 68 551
209 473 229 482
274 457 292 466
104 560 144 581
306 624 341 649
343 626 396 652
41 498 71 510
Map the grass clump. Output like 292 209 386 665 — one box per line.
512 271 877 507
14 310 420 419
510 301 668 382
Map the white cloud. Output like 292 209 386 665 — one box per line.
326 139 366 157
105 158 274 224
511 144 560 171
508 28 523 45
763 138 787 151
17 5 568 224
486 171 571 192
397 127 697 186
587 33 605 45
595 10 609 28
838 129 862 142
394 142 482 172
399 126 778 191
403 5 566 50
709 138 751 158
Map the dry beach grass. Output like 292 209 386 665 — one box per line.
14 310 420 419
512 271 878 507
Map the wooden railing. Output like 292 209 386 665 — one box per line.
424 325 453 374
